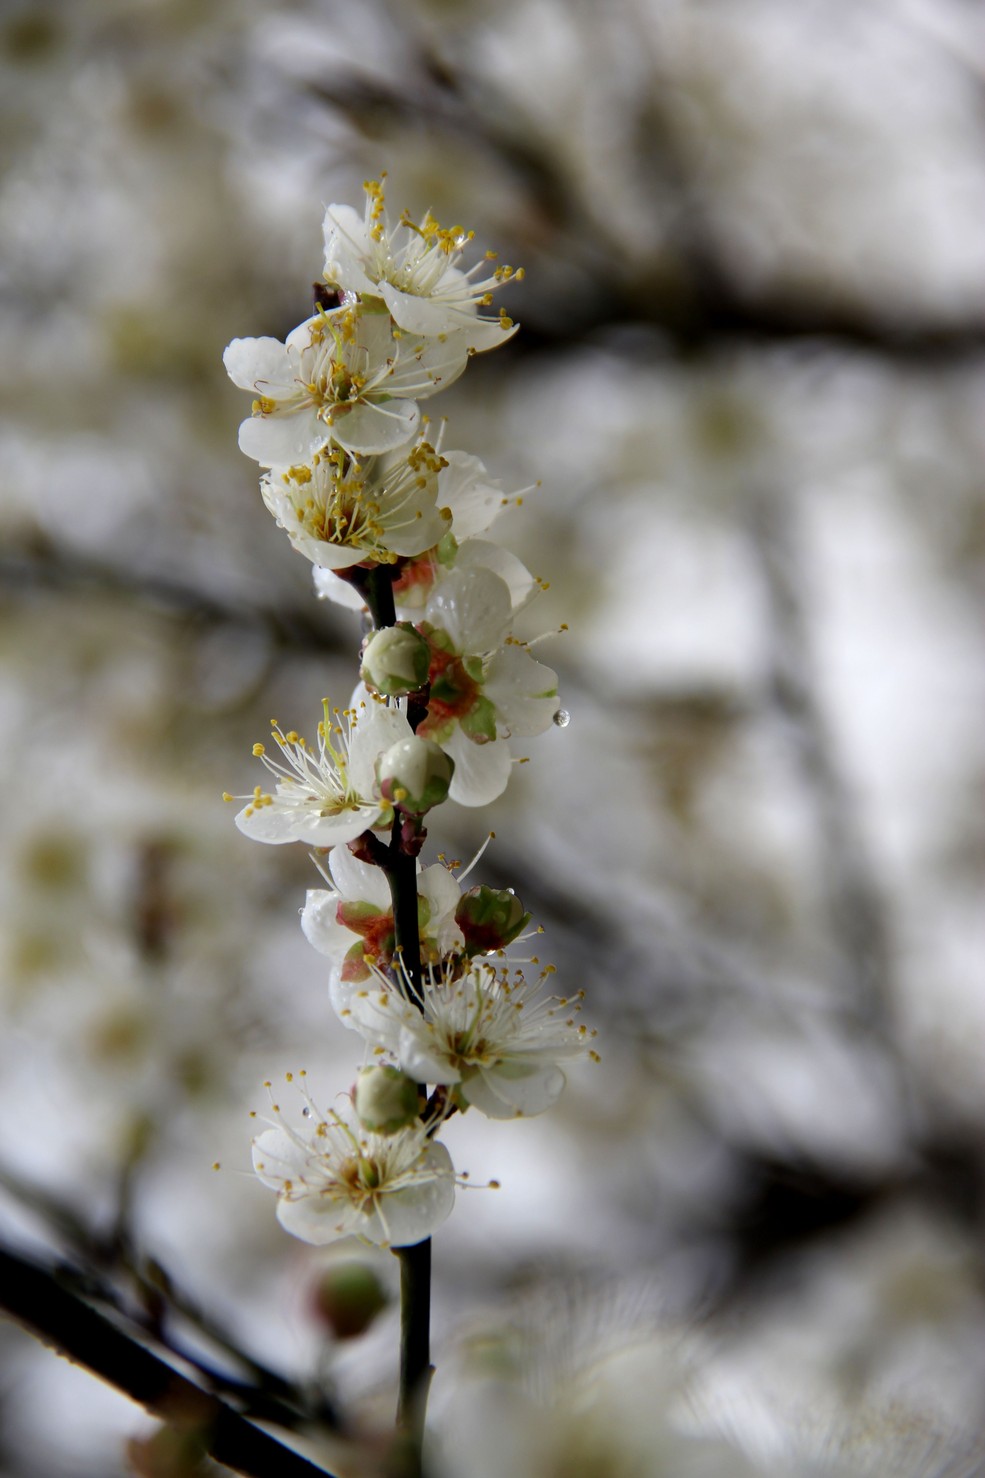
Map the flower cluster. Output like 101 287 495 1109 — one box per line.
225 177 594 1253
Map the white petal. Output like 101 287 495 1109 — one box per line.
323 204 378 295
347 699 413 796
223 336 293 392
438 453 504 540
418 862 461 924
445 729 512 807
235 800 382 847
386 332 471 401
384 499 452 559
329 846 392 906
328 399 420 455
285 313 327 353
455 540 537 613
277 1194 365 1246
313 567 366 610
375 280 465 336
484 647 559 737
329 974 359 1025
238 411 327 468
380 281 518 354
461 1063 566 1119
396 1020 462 1086
251 1127 303 1189
299 888 349 960
366 1141 456 1246
341 985 409 1057
424 567 512 654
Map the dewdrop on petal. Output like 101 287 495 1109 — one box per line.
362 623 431 697
379 735 454 816
356 1065 420 1135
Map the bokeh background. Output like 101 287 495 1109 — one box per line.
1 0 984 1473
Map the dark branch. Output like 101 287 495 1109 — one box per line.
0 1245 338 1478
304 73 985 364
0 546 343 657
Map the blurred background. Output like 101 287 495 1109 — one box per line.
1 0 984 1473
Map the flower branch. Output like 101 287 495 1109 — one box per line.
223 174 594 1473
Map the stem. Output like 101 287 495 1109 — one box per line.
348 562 397 630
395 1239 432 1475
0 1245 337 1478
387 831 424 1007
355 558 434 1464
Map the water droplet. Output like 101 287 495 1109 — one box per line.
301 1106 311 1118
553 708 570 729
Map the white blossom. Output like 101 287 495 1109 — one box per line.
227 697 411 848
312 443 536 615
323 177 520 351
415 566 559 805
336 959 597 1119
252 1083 455 1247
260 437 452 570
223 304 471 466
301 842 464 984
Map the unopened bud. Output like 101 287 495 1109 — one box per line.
379 736 453 816
312 1260 389 1339
355 1065 420 1134
361 624 431 697
456 885 531 954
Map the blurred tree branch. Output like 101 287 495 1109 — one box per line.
0 1164 340 1438
304 69 985 363
745 483 892 1029
0 1244 339 1478
0 543 342 657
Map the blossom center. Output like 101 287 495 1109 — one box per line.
421 643 480 733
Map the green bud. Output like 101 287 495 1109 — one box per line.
355 1064 420 1134
361 623 431 697
312 1261 389 1340
455 884 531 954
378 735 454 816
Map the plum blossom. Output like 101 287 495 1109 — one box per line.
223 303 471 466
323 177 521 351
301 844 464 984
252 1082 456 1247
260 437 451 570
227 697 411 847
415 566 559 805
336 959 597 1119
312 443 537 615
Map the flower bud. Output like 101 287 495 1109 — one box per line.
379 736 453 816
455 884 531 954
311 1260 389 1339
355 1065 420 1134
361 623 431 697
